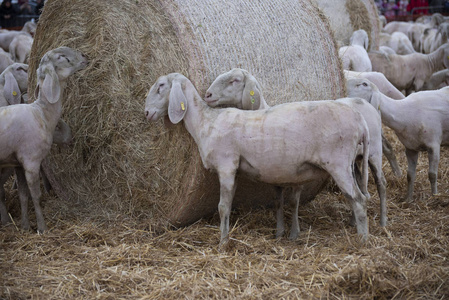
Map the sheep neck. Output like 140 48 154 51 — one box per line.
33 80 66 131
427 45 446 72
181 87 216 147
377 94 408 133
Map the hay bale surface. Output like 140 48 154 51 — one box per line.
314 0 380 50
29 0 344 227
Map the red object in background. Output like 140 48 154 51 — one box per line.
407 0 429 14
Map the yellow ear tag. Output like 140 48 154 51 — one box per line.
249 90 255 96
181 102 185 111
12 91 17 96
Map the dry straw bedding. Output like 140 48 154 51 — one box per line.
1 128 449 299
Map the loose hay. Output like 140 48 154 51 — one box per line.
1 127 449 298
314 0 380 50
28 0 345 227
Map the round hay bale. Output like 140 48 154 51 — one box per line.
314 0 380 51
29 0 345 227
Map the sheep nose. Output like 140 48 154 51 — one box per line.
145 110 149 117
205 92 212 99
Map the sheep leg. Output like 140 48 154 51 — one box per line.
274 186 285 239
369 161 387 227
332 168 368 240
23 166 47 233
288 187 302 240
382 133 402 177
15 167 31 231
0 168 14 225
217 171 236 247
427 146 440 196
405 148 419 202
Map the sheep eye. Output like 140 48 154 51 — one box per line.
362 82 368 87
157 83 165 93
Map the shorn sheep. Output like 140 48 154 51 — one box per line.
339 29 372 72
347 78 449 202
0 47 87 232
145 73 371 246
369 43 449 94
205 68 387 234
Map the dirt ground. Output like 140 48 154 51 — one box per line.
1 126 448 299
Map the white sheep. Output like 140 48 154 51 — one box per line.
421 69 449 91
379 32 415 55
369 43 449 94
205 68 387 234
346 77 449 202
344 70 404 177
339 29 372 72
0 47 87 232
9 34 33 64
145 73 371 246
0 48 13 74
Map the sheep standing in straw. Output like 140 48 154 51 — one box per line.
0 47 87 232
145 73 370 246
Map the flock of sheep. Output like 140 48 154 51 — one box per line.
145 12 449 247
1 12 449 249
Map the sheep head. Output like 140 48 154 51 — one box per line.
145 73 191 124
36 47 88 103
346 78 382 113
205 68 261 110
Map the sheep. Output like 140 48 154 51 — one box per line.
346 78 449 202
9 34 33 64
0 48 13 74
145 73 371 246
421 69 449 91
0 46 87 232
344 70 404 177
205 68 387 234
338 29 372 72
369 43 449 95
429 22 449 53
0 63 28 107
379 32 415 55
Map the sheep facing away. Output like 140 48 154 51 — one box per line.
0 47 87 232
369 43 449 95
205 68 387 236
145 73 371 246
339 29 372 72
9 34 33 64
347 78 449 202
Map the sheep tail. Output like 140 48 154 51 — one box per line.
361 127 370 197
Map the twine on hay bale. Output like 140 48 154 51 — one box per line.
314 0 380 51
29 0 345 227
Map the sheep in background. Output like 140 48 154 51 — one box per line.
421 69 449 90
145 73 371 246
379 32 415 55
347 78 449 202
369 43 449 94
0 47 87 232
205 68 387 234
0 48 13 74
339 29 372 72
9 34 33 63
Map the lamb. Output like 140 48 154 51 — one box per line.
338 29 372 72
145 73 371 246
0 47 87 232
369 43 449 94
205 68 387 235
9 34 33 63
346 78 449 202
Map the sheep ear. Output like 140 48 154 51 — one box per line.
41 65 61 104
364 36 369 51
242 73 261 110
168 80 187 124
4 71 21 105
